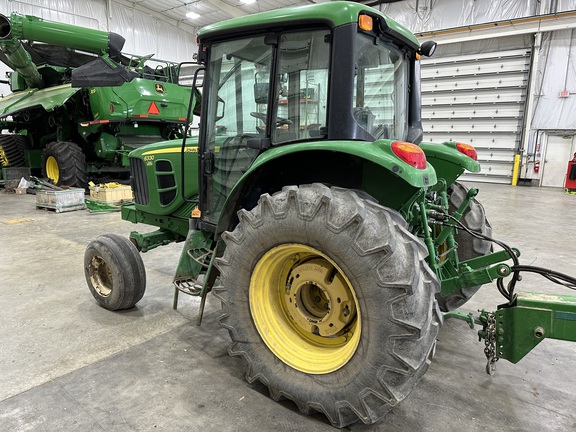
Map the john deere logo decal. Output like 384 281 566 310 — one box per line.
155 83 165 94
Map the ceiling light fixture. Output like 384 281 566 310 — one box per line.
186 11 200 19
241 0 256 4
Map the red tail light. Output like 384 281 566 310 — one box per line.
456 142 477 161
391 141 427 170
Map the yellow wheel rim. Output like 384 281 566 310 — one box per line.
45 156 59 184
250 244 361 374
0 146 8 166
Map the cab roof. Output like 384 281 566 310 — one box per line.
197 1 419 49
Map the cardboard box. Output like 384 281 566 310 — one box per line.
36 188 86 213
15 187 27 194
89 185 133 203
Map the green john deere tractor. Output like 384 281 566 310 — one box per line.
0 12 194 186
83 2 576 427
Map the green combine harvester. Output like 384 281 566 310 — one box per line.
0 11 193 186
82 2 576 427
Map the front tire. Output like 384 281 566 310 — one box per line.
84 234 146 311
215 184 441 427
42 141 88 187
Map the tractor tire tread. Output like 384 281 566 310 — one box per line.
43 141 88 187
215 183 441 427
0 134 28 167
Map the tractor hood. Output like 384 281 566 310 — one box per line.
0 83 80 117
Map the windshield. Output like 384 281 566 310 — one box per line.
353 34 408 141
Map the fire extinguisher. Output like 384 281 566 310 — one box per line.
534 160 540 173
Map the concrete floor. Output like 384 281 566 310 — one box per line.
0 182 575 431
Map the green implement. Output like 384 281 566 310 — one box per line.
0 12 193 187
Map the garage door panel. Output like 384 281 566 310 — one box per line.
421 57 530 79
421 49 530 65
421 74 527 92
477 149 516 162
459 173 511 184
421 47 530 184
474 162 513 177
422 133 519 150
422 104 523 119
425 119 521 133
423 88 525 106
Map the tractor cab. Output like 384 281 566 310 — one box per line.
195 3 425 226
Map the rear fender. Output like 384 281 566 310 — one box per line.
216 139 438 234
419 141 480 186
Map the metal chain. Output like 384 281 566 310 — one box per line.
483 312 499 375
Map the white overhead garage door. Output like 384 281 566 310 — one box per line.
420 48 531 184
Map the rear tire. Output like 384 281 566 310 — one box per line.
436 181 493 311
215 184 441 427
42 141 87 187
0 134 27 167
84 234 146 311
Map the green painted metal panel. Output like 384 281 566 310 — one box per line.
495 292 576 363
420 141 481 186
0 84 80 117
420 141 480 172
122 204 189 239
128 138 200 216
517 292 576 342
214 139 437 234
0 38 42 88
8 12 114 56
247 140 437 188
88 79 191 122
174 229 214 281
198 1 419 48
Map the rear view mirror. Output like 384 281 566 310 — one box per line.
216 98 225 121
254 83 269 104
179 63 204 87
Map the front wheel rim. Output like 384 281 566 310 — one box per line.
250 244 361 374
89 255 113 297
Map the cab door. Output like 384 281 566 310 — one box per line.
199 36 274 226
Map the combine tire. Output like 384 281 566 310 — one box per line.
84 234 146 311
215 184 441 427
0 134 27 167
42 141 88 187
436 181 493 311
